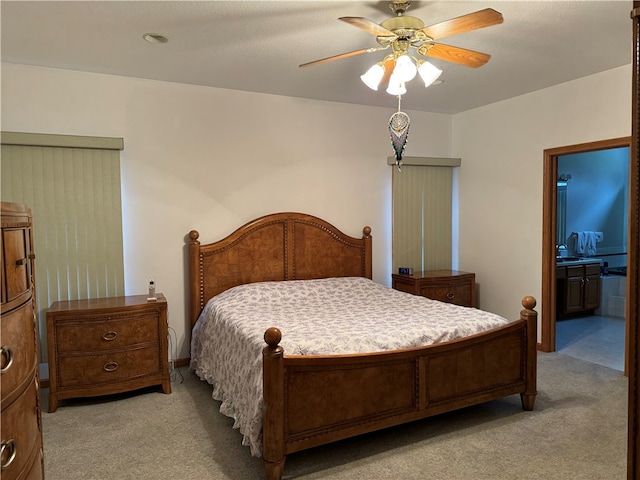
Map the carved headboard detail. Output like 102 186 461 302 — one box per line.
187 212 372 328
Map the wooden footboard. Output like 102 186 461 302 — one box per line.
262 296 537 480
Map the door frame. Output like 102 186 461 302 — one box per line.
540 137 632 369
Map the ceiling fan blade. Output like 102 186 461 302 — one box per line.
299 46 387 68
419 43 491 68
379 57 397 89
421 8 503 40
339 16 396 37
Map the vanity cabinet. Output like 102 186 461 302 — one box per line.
556 262 601 316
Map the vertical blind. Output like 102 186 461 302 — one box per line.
392 158 457 273
1 132 124 361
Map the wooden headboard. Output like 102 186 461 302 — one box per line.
187 212 372 328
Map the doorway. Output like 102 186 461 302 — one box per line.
541 137 632 373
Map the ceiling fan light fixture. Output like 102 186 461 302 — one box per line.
393 54 417 83
417 60 443 87
360 63 385 90
386 75 407 96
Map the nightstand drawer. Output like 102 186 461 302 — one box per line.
392 270 476 308
57 345 161 387
420 284 472 306
55 313 160 353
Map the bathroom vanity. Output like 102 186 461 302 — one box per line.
556 258 601 317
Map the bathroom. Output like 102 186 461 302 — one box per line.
556 145 630 370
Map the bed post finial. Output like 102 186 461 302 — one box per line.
362 226 372 238
189 230 200 243
264 327 282 347
521 295 536 311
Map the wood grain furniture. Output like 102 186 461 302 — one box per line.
1 202 44 480
392 269 476 307
187 212 537 480
556 262 601 317
46 294 171 413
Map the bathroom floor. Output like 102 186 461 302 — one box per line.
556 314 625 371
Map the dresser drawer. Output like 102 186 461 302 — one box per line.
54 312 160 353
1 301 37 407
57 345 161 387
22 449 44 480
1 378 41 480
1 226 32 309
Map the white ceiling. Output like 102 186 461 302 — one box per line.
0 1 634 114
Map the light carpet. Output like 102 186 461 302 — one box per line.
41 352 628 480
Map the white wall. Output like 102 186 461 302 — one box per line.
453 65 632 324
3 62 631 357
1 63 453 360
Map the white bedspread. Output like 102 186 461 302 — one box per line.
190 277 511 457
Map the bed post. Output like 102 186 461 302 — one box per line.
263 327 286 480
363 225 372 279
188 230 202 329
520 295 538 411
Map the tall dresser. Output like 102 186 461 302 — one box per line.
1 202 44 479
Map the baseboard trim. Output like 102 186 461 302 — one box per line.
174 357 190 368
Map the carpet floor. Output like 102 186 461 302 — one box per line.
41 352 627 480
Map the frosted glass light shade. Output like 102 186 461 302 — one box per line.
386 75 407 96
393 55 417 82
360 64 385 90
418 61 443 87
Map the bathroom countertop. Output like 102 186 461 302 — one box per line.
556 257 601 266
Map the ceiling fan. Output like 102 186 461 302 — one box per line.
300 1 503 92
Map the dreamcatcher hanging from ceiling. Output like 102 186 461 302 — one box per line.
388 96 410 170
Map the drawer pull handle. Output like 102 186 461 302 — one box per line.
102 331 118 341
103 361 119 372
15 258 27 266
446 292 455 300
0 346 13 373
1 439 16 471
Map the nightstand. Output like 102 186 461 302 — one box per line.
46 294 171 412
392 270 476 307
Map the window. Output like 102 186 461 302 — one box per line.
391 156 460 273
1 131 125 361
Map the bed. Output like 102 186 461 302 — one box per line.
187 212 537 480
